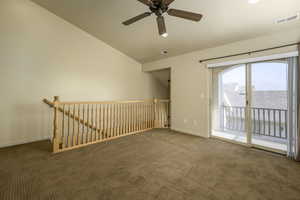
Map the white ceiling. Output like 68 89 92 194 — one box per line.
32 0 300 63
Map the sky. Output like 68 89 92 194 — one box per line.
222 62 288 91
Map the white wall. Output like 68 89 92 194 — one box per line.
0 0 167 147
143 28 300 138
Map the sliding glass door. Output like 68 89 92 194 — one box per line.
211 59 289 153
250 60 288 152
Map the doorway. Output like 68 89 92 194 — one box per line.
211 59 289 153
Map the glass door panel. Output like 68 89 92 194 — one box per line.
212 64 247 144
250 60 288 152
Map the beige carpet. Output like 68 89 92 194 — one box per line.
0 129 300 200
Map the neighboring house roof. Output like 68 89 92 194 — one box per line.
223 83 287 109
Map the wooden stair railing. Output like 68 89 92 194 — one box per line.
43 98 101 134
44 96 170 153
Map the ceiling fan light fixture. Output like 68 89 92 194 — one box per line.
248 0 260 4
161 32 168 38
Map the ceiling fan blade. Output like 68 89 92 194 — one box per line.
163 0 175 6
137 0 154 7
122 12 152 25
157 15 167 37
167 9 202 22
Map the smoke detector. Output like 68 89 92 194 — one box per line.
161 50 168 55
276 13 300 24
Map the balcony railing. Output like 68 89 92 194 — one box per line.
221 106 287 139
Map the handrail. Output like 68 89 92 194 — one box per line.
44 98 101 133
51 99 170 105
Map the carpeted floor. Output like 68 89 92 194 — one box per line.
0 129 300 200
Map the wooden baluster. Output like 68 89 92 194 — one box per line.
120 104 123 135
72 104 76 147
123 103 125 134
77 104 81 145
112 104 115 137
99 104 102 140
110 104 113 137
125 103 128 134
162 102 165 128
92 104 95 141
146 103 149 129
143 103 146 130
122 104 125 134
53 96 60 153
108 104 111 138
103 104 108 139
141 103 144 130
149 103 151 129
137 103 139 131
159 102 162 128
165 102 168 127
116 103 119 136
67 105 71 147
159 101 162 128
128 104 131 133
87 104 90 143
136 103 139 131
127 104 130 133
116 104 120 136
132 104 135 132
95 104 98 141
103 104 106 139
133 103 136 132
124 104 127 134
61 104 66 148
140 103 142 130
113 104 116 137
128 103 131 133
164 103 167 128
164 102 167 128
81 104 85 144
142 102 144 130
93 104 96 141
152 102 155 128
109 104 112 137
139 103 142 131
105 104 108 138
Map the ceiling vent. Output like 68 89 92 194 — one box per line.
276 13 300 24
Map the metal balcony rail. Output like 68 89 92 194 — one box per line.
221 105 287 139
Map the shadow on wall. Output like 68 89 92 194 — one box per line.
7 102 52 151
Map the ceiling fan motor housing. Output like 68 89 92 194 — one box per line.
149 1 168 16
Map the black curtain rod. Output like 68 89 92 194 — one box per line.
199 42 299 63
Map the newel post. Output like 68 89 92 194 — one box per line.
154 98 158 128
53 96 60 153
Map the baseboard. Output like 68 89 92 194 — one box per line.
0 136 51 149
171 127 209 138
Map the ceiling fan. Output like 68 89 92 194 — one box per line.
122 0 203 37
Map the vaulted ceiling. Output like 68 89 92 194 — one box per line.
32 0 300 63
